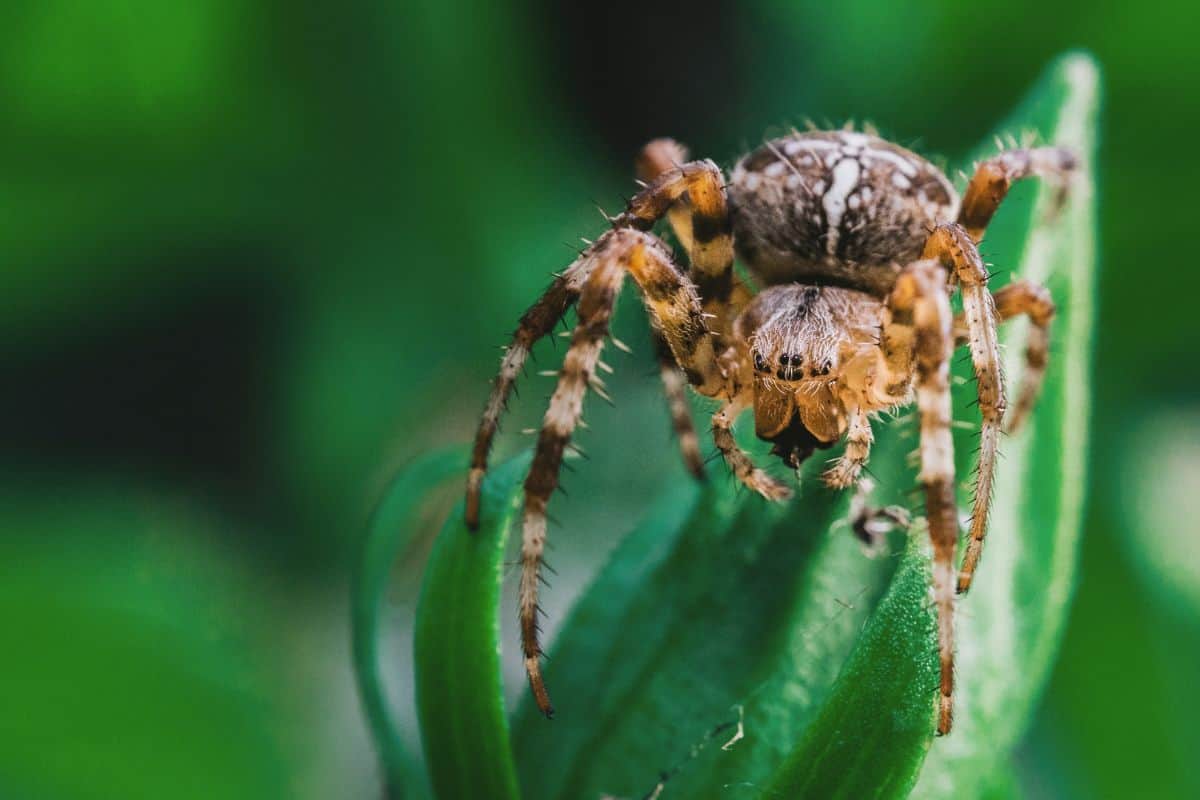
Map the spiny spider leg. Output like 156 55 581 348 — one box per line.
635 140 711 479
618 155 734 278
635 138 695 252
520 229 723 717
954 279 1057 434
466 255 595 528
922 224 1004 597
653 331 705 479
958 146 1076 243
711 399 793 501
469 153 734 527
634 139 751 340
951 144 1072 439
885 258 958 735
519 250 621 718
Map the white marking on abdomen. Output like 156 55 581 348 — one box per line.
784 138 840 156
838 131 869 153
823 158 861 256
863 146 920 176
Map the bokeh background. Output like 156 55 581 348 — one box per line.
3 1 1198 798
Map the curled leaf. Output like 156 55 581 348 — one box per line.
413 452 531 800
352 445 468 798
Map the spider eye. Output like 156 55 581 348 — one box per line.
790 354 803 367
820 359 832 375
753 352 767 371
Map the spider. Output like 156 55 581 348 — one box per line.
464 127 1073 736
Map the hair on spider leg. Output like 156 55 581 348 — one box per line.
589 382 616 406
858 464 885 486
609 335 633 354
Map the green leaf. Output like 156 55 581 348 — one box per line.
352 444 468 798
764 535 937 799
413 452 532 800
1115 409 1200 617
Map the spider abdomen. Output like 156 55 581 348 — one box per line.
729 130 957 296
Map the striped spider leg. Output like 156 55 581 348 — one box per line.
468 151 783 717
466 152 734 529
516 228 742 717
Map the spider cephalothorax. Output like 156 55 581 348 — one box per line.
465 127 1073 735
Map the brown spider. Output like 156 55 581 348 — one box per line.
465 128 1073 736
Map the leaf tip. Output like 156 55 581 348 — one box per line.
1059 50 1101 94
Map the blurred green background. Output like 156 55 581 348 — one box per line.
2 1 1197 798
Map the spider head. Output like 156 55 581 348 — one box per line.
749 330 839 383
746 285 841 384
